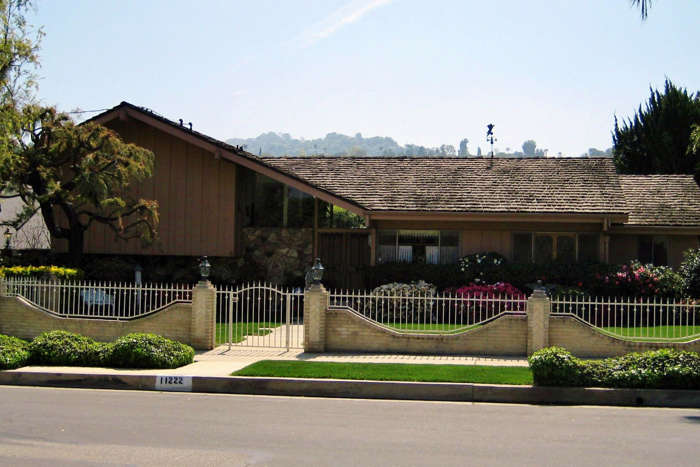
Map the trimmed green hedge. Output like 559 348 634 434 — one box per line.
17 331 194 369
109 333 194 369
529 346 700 389
28 330 107 366
0 335 30 370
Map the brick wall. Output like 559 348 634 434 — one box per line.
325 307 528 356
549 315 700 357
0 296 195 347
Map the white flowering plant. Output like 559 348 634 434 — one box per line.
457 252 507 284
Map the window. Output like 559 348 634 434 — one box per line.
513 232 600 263
534 235 554 264
556 235 576 263
318 201 366 228
578 234 599 263
513 233 533 262
240 171 315 228
638 236 668 266
377 230 459 264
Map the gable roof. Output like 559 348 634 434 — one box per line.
85 102 368 214
86 102 700 227
262 156 629 216
619 175 700 226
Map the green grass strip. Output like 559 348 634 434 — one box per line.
233 360 533 385
215 322 279 344
600 325 700 342
384 323 480 334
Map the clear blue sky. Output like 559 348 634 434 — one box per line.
31 0 700 156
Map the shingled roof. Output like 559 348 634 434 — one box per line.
262 156 628 215
619 175 700 226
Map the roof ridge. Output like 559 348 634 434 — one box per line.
260 155 613 160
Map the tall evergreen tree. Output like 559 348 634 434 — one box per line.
612 79 700 177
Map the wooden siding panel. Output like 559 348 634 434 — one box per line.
222 162 236 256
460 230 511 258
59 119 240 257
152 124 170 255
172 138 188 255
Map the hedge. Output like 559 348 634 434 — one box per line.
109 333 194 369
28 330 107 366
0 334 30 370
16 331 194 369
529 347 700 390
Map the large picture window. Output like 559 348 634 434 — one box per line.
512 233 600 263
377 230 459 265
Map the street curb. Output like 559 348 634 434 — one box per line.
1 371 699 408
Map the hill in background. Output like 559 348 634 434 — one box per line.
226 132 611 158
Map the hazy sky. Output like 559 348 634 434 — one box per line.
31 0 700 156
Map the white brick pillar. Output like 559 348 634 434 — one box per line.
527 287 550 356
191 280 216 350
304 283 329 353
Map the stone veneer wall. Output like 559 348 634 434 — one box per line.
0 296 195 347
325 307 528 356
240 228 313 284
549 316 700 357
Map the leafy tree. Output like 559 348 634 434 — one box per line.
612 79 700 177
0 0 42 156
522 140 537 156
690 124 700 156
0 106 159 258
439 144 456 156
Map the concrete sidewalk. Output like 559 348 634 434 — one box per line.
8 346 530 377
3 347 699 408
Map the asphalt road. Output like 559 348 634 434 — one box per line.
0 386 698 466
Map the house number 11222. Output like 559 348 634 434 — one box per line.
155 375 192 392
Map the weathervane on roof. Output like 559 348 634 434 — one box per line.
486 123 496 160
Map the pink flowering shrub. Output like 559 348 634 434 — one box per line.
445 282 527 316
590 260 683 298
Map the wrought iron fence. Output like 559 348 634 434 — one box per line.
215 282 304 349
4 277 192 320
329 289 526 333
551 295 700 341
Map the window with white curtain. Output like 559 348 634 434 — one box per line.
377 230 459 264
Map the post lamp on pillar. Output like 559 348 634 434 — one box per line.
310 258 324 286
199 256 211 283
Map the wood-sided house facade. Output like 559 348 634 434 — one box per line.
53 102 700 287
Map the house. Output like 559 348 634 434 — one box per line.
0 197 51 251
52 101 700 287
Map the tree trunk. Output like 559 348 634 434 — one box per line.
68 227 84 264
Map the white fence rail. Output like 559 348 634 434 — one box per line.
552 295 700 342
4 277 192 320
215 283 304 350
329 289 526 334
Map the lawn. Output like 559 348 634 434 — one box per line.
232 360 533 385
383 323 480 333
600 325 700 342
215 322 280 344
